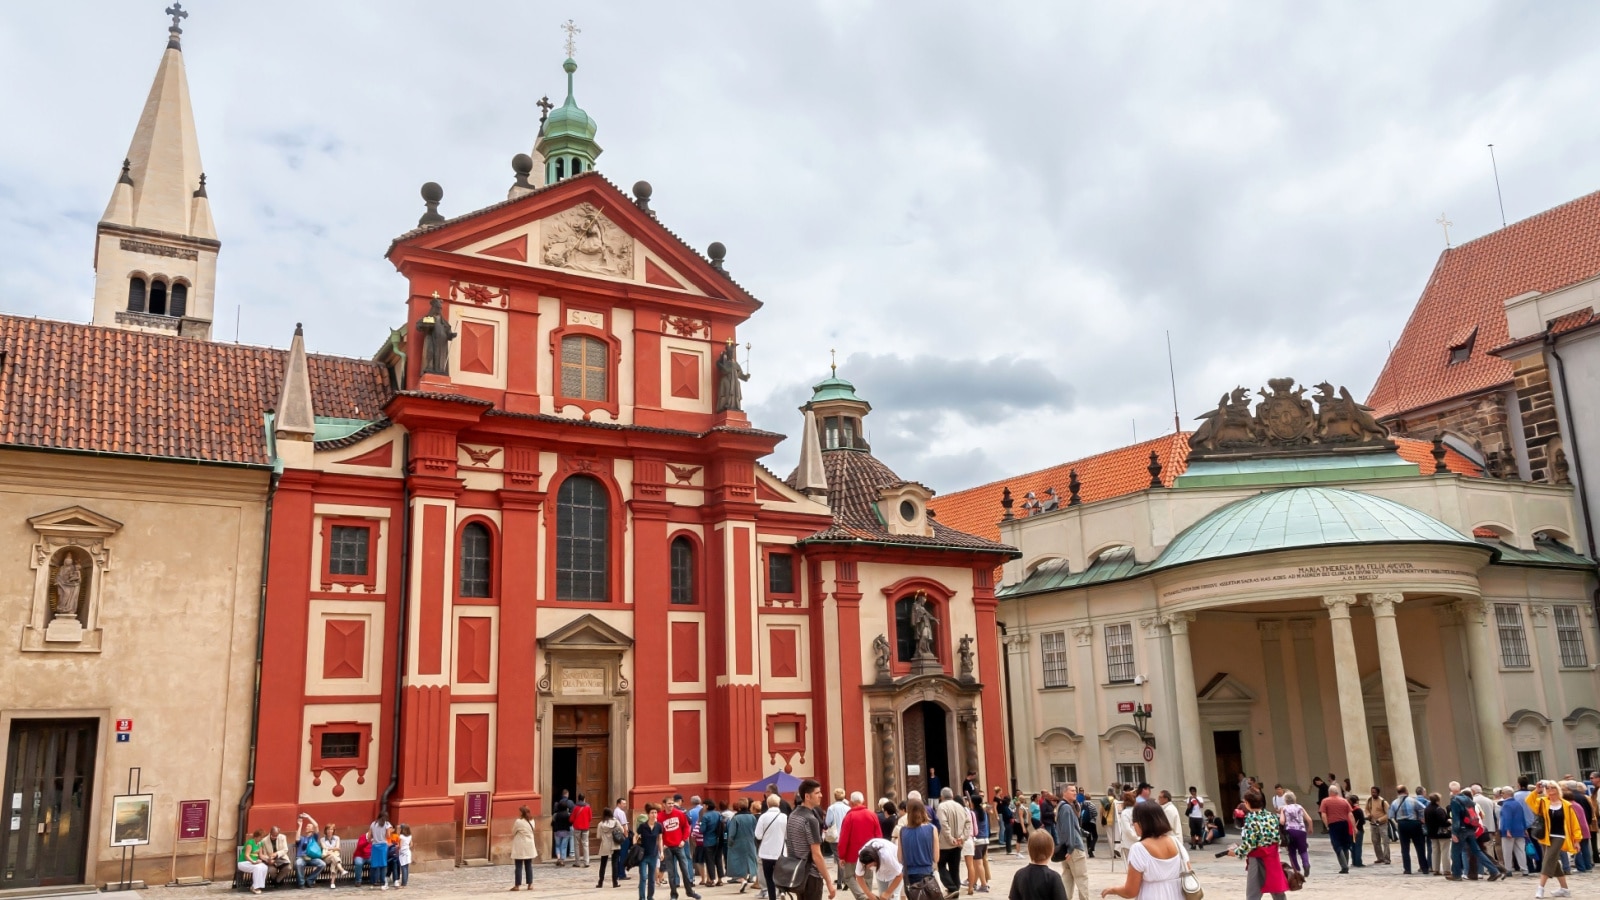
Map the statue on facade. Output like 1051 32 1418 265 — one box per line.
872 633 892 681
53 555 83 618
716 340 749 413
1255 378 1316 444
416 293 457 376
1188 377 1398 460
957 634 975 681
1189 387 1257 451
910 593 938 660
1312 382 1388 444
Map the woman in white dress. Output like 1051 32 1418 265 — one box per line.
1100 801 1188 900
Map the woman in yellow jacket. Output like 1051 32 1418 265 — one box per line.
1528 780 1581 898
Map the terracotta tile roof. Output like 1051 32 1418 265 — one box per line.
0 315 391 467
786 449 1017 556
927 433 1481 544
1493 306 1600 355
1368 190 1600 418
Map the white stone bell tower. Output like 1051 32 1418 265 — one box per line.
92 3 218 340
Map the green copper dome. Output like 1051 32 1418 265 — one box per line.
1149 486 1480 572
807 375 869 407
537 58 601 182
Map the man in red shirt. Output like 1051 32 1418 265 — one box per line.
1318 784 1357 874
836 792 883 899
660 795 701 900
572 795 594 868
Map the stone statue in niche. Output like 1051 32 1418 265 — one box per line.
542 203 634 276
716 341 749 413
957 634 975 682
53 554 83 618
416 293 457 377
910 593 938 660
872 634 892 682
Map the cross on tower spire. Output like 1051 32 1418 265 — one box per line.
166 2 187 33
1437 212 1453 248
830 348 837 377
561 19 581 58
536 95 554 123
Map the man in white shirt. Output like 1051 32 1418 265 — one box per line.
854 838 903 900
613 799 632 882
1271 785 1287 812
935 788 971 897
754 794 789 900
1158 791 1182 840
825 789 851 889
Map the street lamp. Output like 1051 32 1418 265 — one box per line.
1131 703 1156 749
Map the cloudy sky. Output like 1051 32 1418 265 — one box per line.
5 2 1600 492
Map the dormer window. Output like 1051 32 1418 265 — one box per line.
899 500 917 523
1447 327 1477 365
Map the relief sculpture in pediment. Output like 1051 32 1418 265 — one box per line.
541 203 633 277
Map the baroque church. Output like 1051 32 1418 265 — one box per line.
0 9 1014 888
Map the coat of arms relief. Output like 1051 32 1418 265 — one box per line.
540 202 634 277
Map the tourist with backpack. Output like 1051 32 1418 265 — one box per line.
1387 785 1430 874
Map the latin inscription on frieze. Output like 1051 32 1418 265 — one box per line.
120 238 199 261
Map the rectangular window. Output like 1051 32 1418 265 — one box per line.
1495 603 1531 668
1105 623 1135 684
1050 764 1078 796
1517 750 1545 782
1578 747 1599 779
560 334 608 401
1115 764 1146 787
328 525 370 577
1041 631 1069 688
767 552 795 597
1556 605 1589 667
319 731 361 760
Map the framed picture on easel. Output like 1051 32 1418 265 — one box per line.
110 794 153 847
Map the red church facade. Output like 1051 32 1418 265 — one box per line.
245 171 1015 861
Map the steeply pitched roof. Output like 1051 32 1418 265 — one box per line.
0 315 391 467
928 432 1482 543
1368 190 1600 418
787 449 1016 556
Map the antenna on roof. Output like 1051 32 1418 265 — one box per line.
1132 419 1137 444
1165 330 1180 435
235 304 241 343
1488 144 1507 228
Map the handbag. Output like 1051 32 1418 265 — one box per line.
1173 835 1203 900
625 841 645 869
1282 864 1304 892
772 853 808 890
1529 810 1547 842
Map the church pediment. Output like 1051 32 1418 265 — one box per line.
1197 672 1257 703
28 506 124 539
539 613 633 650
388 175 758 310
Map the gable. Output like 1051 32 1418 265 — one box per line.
387 173 755 309
538 612 634 649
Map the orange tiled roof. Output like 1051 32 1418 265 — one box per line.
1368 190 1600 419
928 433 1482 544
0 315 391 467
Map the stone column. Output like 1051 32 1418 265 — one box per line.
1288 618 1330 784
1368 592 1421 789
1455 599 1510 782
1257 621 1299 791
1165 613 1208 795
873 713 898 800
1321 594 1374 790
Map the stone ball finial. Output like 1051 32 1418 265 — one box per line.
707 241 727 271
633 180 654 215
512 154 533 176
419 182 445 226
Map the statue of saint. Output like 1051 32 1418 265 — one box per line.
958 634 975 679
910 594 937 659
416 293 457 376
716 341 749 413
53 556 83 618
872 634 892 678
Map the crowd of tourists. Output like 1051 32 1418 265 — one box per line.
235 813 413 893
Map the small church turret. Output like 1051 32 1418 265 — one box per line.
801 355 873 453
534 20 601 185
91 2 219 340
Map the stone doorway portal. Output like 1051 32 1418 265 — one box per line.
903 700 950 800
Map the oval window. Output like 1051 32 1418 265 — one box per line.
900 500 917 522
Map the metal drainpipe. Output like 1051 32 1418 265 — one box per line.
236 470 280 848
379 435 414 819
996 620 1018 795
1547 339 1600 626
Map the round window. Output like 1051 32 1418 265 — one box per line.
900 500 917 523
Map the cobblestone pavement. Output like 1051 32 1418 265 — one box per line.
146 843 1581 900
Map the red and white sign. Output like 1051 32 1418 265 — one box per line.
115 719 133 733
1143 746 1155 763
1116 702 1135 714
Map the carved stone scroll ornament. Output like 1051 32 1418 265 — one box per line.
1189 377 1393 460
541 203 634 277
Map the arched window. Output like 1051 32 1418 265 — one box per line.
556 475 609 601
560 335 608 401
459 522 492 598
127 277 147 312
572 158 583 174
148 279 168 316
670 536 695 604
555 158 566 180
169 282 188 318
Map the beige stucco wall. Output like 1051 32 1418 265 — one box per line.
0 449 268 887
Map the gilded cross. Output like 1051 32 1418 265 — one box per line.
165 2 188 31
1437 213 1453 248
561 19 581 58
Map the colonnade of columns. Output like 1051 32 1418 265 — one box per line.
1164 591 1504 795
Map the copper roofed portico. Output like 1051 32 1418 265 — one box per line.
995 377 1598 809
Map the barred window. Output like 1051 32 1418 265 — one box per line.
670 536 695 604
556 475 609 601
1556 605 1589 667
1105 623 1135 684
320 732 361 760
1495 603 1531 668
768 552 795 597
1115 764 1146 787
1041 631 1070 688
459 522 491 598
560 335 608 401
1579 747 1599 779
1517 750 1545 782
329 525 370 576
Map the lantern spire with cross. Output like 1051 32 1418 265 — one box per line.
165 2 188 49
535 20 602 184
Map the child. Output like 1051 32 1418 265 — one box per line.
1008 830 1066 900
396 824 413 888
387 827 401 887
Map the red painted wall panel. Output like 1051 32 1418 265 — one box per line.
671 620 700 683
323 618 366 679
769 628 797 679
418 504 447 675
672 709 701 774
457 616 492 683
454 713 491 783
732 528 752 675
